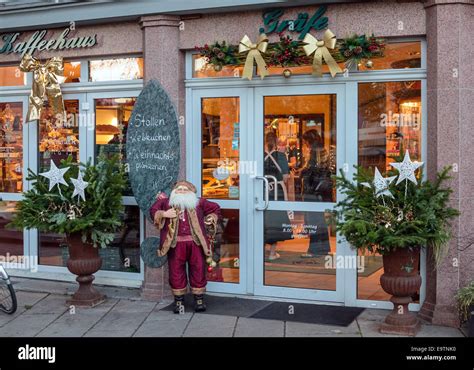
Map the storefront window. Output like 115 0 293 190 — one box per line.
263 94 337 203
264 210 336 290
207 209 239 283
0 201 24 260
89 57 143 82
0 65 26 86
357 80 422 301
0 102 23 193
201 97 240 199
100 205 141 273
63 61 81 83
192 55 243 78
38 100 79 173
39 206 141 273
358 81 422 171
94 97 136 196
192 41 421 78
358 41 421 71
39 232 67 267
262 62 346 77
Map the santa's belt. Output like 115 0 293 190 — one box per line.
176 235 194 242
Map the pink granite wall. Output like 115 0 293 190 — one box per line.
420 0 474 328
179 1 426 50
140 15 184 301
0 21 142 64
459 4 474 293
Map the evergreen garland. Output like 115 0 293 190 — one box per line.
9 151 127 248
194 33 383 70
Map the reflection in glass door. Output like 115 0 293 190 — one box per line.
190 89 250 294
200 96 241 284
254 86 347 301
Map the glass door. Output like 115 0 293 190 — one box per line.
190 88 251 294
253 85 348 302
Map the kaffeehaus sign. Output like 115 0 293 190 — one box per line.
0 27 97 57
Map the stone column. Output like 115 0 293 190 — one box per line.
419 0 474 327
139 14 185 301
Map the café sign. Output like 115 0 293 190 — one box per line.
259 6 328 40
0 27 97 57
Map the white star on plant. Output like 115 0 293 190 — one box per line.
70 170 89 201
39 160 69 192
362 167 397 198
391 150 424 185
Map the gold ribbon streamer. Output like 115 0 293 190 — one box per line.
303 29 343 78
19 54 66 121
238 34 269 80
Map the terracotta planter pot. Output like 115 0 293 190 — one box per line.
66 232 106 307
379 246 422 336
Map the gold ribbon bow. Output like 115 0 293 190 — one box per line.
19 54 66 121
238 34 269 80
303 29 343 78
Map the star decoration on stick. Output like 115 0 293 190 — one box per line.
362 167 397 198
70 170 89 201
390 150 424 185
39 160 69 192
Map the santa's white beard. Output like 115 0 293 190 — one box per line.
169 190 199 210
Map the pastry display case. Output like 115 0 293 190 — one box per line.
38 100 79 172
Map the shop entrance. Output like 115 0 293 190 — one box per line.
190 84 354 303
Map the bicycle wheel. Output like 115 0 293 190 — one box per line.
0 278 17 314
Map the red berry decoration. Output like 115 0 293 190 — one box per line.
207 266 213 273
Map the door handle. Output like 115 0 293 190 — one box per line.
255 175 269 211
265 175 278 201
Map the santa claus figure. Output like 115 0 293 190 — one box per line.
150 180 221 313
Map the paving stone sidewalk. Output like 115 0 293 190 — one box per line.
0 277 467 338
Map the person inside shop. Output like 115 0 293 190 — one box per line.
150 181 221 313
264 131 292 261
297 129 332 257
287 138 301 201
277 135 288 154
287 139 301 170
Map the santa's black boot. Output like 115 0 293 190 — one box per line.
194 294 206 312
173 295 185 314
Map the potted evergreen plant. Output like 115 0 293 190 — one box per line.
335 151 458 335
9 152 126 307
455 281 474 337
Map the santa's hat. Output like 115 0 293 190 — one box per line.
172 180 197 193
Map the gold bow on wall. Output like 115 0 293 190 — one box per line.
303 29 343 78
19 54 66 121
238 34 269 80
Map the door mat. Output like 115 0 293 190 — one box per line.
163 294 364 326
250 301 365 326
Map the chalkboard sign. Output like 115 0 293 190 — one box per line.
126 79 180 222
